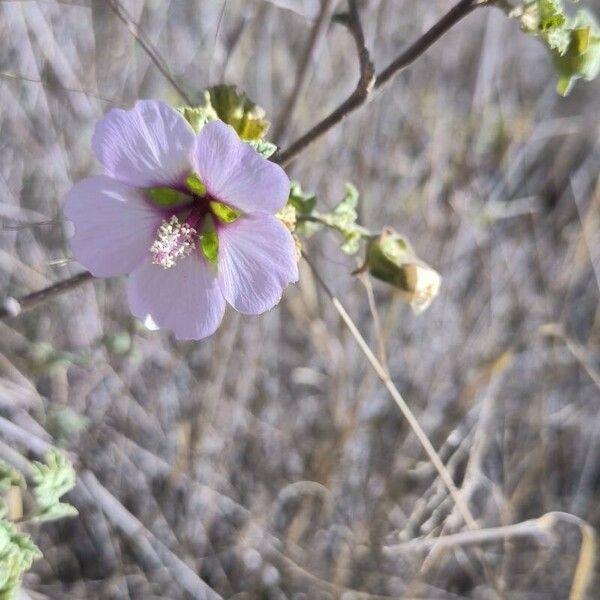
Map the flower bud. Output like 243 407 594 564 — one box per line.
366 230 441 313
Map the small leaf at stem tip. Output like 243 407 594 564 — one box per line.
31 450 77 518
177 97 219 133
200 215 219 263
0 460 24 493
551 11 600 95
288 181 319 237
515 1 600 95
315 182 368 255
0 518 42 596
288 181 317 215
247 139 278 158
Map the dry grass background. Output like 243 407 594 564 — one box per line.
1 0 600 598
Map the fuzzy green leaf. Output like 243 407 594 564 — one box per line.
516 1 600 94
0 520 42 599
31 451 77 520
247 139 278 158
314 183 368 255
288 182 319 237
177 98 219 134
0 463 23 495
551 10 600 95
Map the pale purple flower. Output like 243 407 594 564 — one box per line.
64 100 298 340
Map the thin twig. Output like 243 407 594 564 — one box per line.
272 0 338 143
0 271 93 319
383 517 553 554
81 471 224 600
274 0 484 166
0 0 486 318
346 0 375 92
302 252 478 530
104 0 193 105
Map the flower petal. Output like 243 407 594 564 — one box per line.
64 175 162 277
217 214 298 314
192 121 289 214
92 100 195 188
127 254 226 341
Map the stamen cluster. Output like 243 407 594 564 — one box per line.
150 216 197 269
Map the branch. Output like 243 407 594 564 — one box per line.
275 0 485 166
0 0 487 319
301 251 478 530
272 0 338 143
0 271 93 319
104 0 193 105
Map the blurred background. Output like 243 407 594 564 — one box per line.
1 0 600 598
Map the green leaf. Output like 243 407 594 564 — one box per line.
200 216 219 263
288 182 319 237
314 183 369 255
31 502 78 523
0 519 42 598
31 451 77 520
288 181 317 215
177 98 219 133
551 10 600 95
0 463 23 494
519 0 569 53
516 1 600 94
247 139 278 158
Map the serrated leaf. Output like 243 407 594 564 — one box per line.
288 181 317 215
0 463 23 494
0 519 41 598
288 182 319 237
247 139 278 158
314 183 368 255
31 451 76 519
517 1 600 94
177 97 219 133
552 11 600 95
31 502 78 523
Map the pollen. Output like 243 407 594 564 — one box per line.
150 216 197 269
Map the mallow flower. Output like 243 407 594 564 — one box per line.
64 100 298 340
